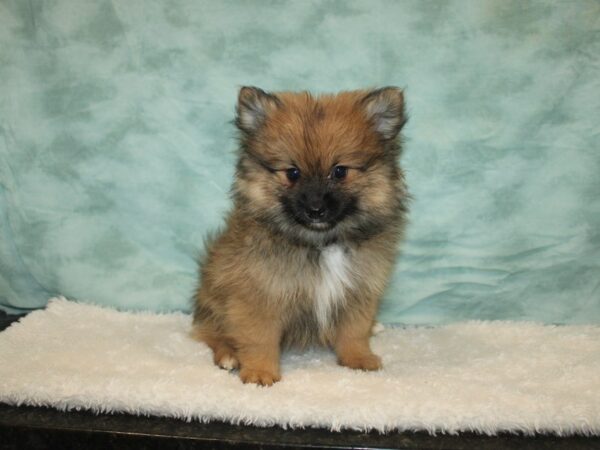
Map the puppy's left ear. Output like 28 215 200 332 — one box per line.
236 86 281 135
362 87 406 140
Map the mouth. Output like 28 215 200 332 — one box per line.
303 220 334 231
285 211 338 232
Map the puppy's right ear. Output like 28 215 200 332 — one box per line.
236 86 281 134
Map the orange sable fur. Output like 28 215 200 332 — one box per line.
193 86 409 386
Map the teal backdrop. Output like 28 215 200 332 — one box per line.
0 0 599 324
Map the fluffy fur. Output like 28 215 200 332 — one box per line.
193 86 409 385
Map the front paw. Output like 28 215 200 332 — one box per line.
239 367 281 386
338 352 382 371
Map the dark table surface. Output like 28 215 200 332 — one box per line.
1 310 598 450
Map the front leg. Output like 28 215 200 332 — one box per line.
334 306 382 371
228 305 282 386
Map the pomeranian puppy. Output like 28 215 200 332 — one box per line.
193 86 409 386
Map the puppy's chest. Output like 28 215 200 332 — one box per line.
312 245 354 328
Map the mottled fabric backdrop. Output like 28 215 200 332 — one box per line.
0 0 599 324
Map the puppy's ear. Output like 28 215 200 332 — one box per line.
236 86 281 134
361 87 406 140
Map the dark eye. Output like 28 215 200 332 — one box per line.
332 165 348 180
286 167 301 182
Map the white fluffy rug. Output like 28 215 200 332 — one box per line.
1 298 599 436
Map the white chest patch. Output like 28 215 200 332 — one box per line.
314 245 353 329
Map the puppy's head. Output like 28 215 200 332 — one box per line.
233 86 408 246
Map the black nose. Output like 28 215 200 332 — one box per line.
306 204 326 219
304 193 327 220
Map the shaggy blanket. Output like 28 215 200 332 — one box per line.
0 298 599 436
